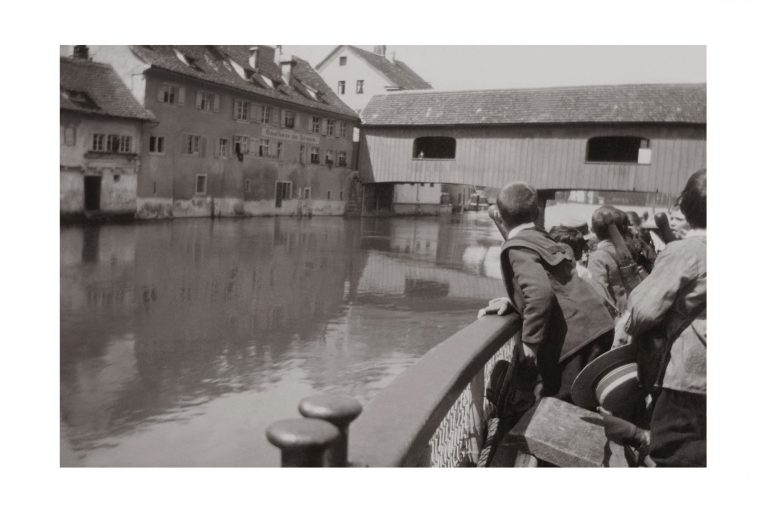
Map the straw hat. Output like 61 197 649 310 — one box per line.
571 345 647 416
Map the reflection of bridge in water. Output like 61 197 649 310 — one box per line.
356 251 505 302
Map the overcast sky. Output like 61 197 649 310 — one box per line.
284 45 705 91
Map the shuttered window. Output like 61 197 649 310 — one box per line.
196 91 219 112
234 99 249 120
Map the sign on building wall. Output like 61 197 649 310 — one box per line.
261 127 321 145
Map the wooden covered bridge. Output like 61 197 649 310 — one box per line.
356 83 706 214
264 83 708 467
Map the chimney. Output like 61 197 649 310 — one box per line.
373 45 387 57
274 45 283 66
248 46 259 70
73 45 89 60
280 56 294 85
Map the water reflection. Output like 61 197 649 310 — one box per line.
60 213 505 466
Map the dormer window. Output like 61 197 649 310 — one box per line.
63 89 99 110
229 59 247 80
261 75 275 89
174 48 189 65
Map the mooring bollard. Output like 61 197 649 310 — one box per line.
298 394 363 467
266 418 340 467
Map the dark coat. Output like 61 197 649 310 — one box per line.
500 228 615 389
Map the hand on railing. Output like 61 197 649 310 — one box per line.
477 297 513 319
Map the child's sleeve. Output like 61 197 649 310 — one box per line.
509 248 555 347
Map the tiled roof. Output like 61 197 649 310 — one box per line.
129 45 358 119
346 46 432 90
60 57 155 121
361 83 706 126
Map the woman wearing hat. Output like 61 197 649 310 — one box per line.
622 169 707 467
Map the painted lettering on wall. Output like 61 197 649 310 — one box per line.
261 127 320 145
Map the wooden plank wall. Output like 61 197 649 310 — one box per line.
358 124 706 195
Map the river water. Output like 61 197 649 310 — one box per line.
60 213 509 466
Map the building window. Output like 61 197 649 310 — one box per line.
244 179 251 193
311 116 321 134
234 99 249 120
118 135 132 153
92 133 105 152
310 147 320 164
337 81 346 95
158 83 180 104
325 150 334 165
63 126 76 146
233 135 248 156
283 110 296 129
586 136 651 164
195 174 207 195
340 190 343 201
196 91 218 112
326 119 335 137
339 56 347 66
412 136 456 159
93 134 133 153
106 134 120 152
337 151 347 167
217 138 230 158
184 134 201 155
340 122 347 138
327 190 331 200
276 141 283 160
259 138 270 157
303 187 311 199
299 144 306 164
261 105 272 124
275 181 293 203
149 135 165 154
356 80 364 94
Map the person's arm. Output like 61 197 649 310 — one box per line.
487 205 508 239
625 242 693 336
509 248 555 349
587 250 612 296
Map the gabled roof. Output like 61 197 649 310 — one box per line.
60 57 155 121
319 46 432 90
129 45 358 119
361 83 706 126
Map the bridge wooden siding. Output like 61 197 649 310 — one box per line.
358 123 706 195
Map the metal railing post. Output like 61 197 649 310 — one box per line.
299 394 363 467
266 418 339 467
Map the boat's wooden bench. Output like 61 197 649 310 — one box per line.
491 397 633 467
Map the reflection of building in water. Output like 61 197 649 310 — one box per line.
60 218 367 446
388 219 439 259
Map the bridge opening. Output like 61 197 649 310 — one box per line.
412 137 456 159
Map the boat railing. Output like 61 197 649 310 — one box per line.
266 313 521 467
348 313 521 467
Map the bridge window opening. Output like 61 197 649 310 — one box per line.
413 137 456 159
586 136 650 164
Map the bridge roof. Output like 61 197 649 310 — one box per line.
361 83 706 126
